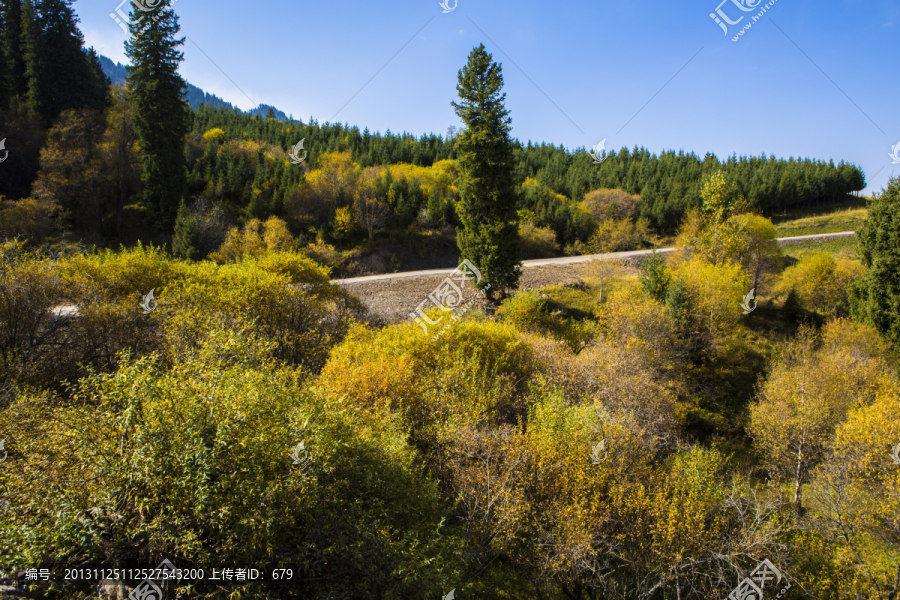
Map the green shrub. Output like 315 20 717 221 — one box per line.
589 217 650 253
319 317 534 434
0 328 453 598
519 221 560 258
639 250 671 302
777 251 862 314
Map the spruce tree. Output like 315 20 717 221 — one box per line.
849 177 900 348
451 43 521 299
0 9 8 110
33 0 104 123
2 0 28 101
20 0 44 121
173 199 200 259
125 0 189 229
82 46 112 112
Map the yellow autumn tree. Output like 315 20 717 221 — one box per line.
202 127 226 144
731 213 783 292
812 375 900 599
749 319 895 512
304 151 361 210
210 216 295 262
777 252 864 314
670 256 749 347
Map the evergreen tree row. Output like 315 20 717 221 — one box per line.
190 106 865 234
0 0 109 123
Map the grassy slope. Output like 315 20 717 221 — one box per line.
771 196 869 237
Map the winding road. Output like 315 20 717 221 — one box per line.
332 231 857 285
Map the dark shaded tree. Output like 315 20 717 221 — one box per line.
849 177 900 349
125 0 189 229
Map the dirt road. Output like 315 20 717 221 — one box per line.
336 231 856 324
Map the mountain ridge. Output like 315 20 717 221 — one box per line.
97 54 290 121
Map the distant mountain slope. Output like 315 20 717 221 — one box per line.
98 55 289 121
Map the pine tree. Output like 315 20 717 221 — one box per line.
0 8 8 110
639 250 671 302
451 43 521 299
20 0 44 121
83 46 112 112
849 177 900 348
125 0 189 229
37 0 102 122
2 0 28 101
172 199 200 259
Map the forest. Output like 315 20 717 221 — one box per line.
2 1 899 599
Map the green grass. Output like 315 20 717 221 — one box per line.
538 282 600 318
782 236 860 261
772 197 869 237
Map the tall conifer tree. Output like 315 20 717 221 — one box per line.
2 0 29 102
451 43 521 299
0 9 8 109
849 177 900 348
20 0 43 121
125 0 189 228
33 0 103 123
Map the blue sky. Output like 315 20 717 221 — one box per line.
75 0 899 194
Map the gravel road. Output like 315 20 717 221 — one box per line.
336 231 856 324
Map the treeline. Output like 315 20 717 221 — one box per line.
517 143 866 231
191 105 457 170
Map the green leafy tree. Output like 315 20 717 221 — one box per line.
452 44 521 300
849 177 900 349
125 0 190 229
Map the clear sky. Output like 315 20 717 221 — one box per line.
75 0 899 194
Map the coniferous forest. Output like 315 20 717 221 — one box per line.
3 1 900 600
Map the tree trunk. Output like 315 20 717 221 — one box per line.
794 436 805 513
